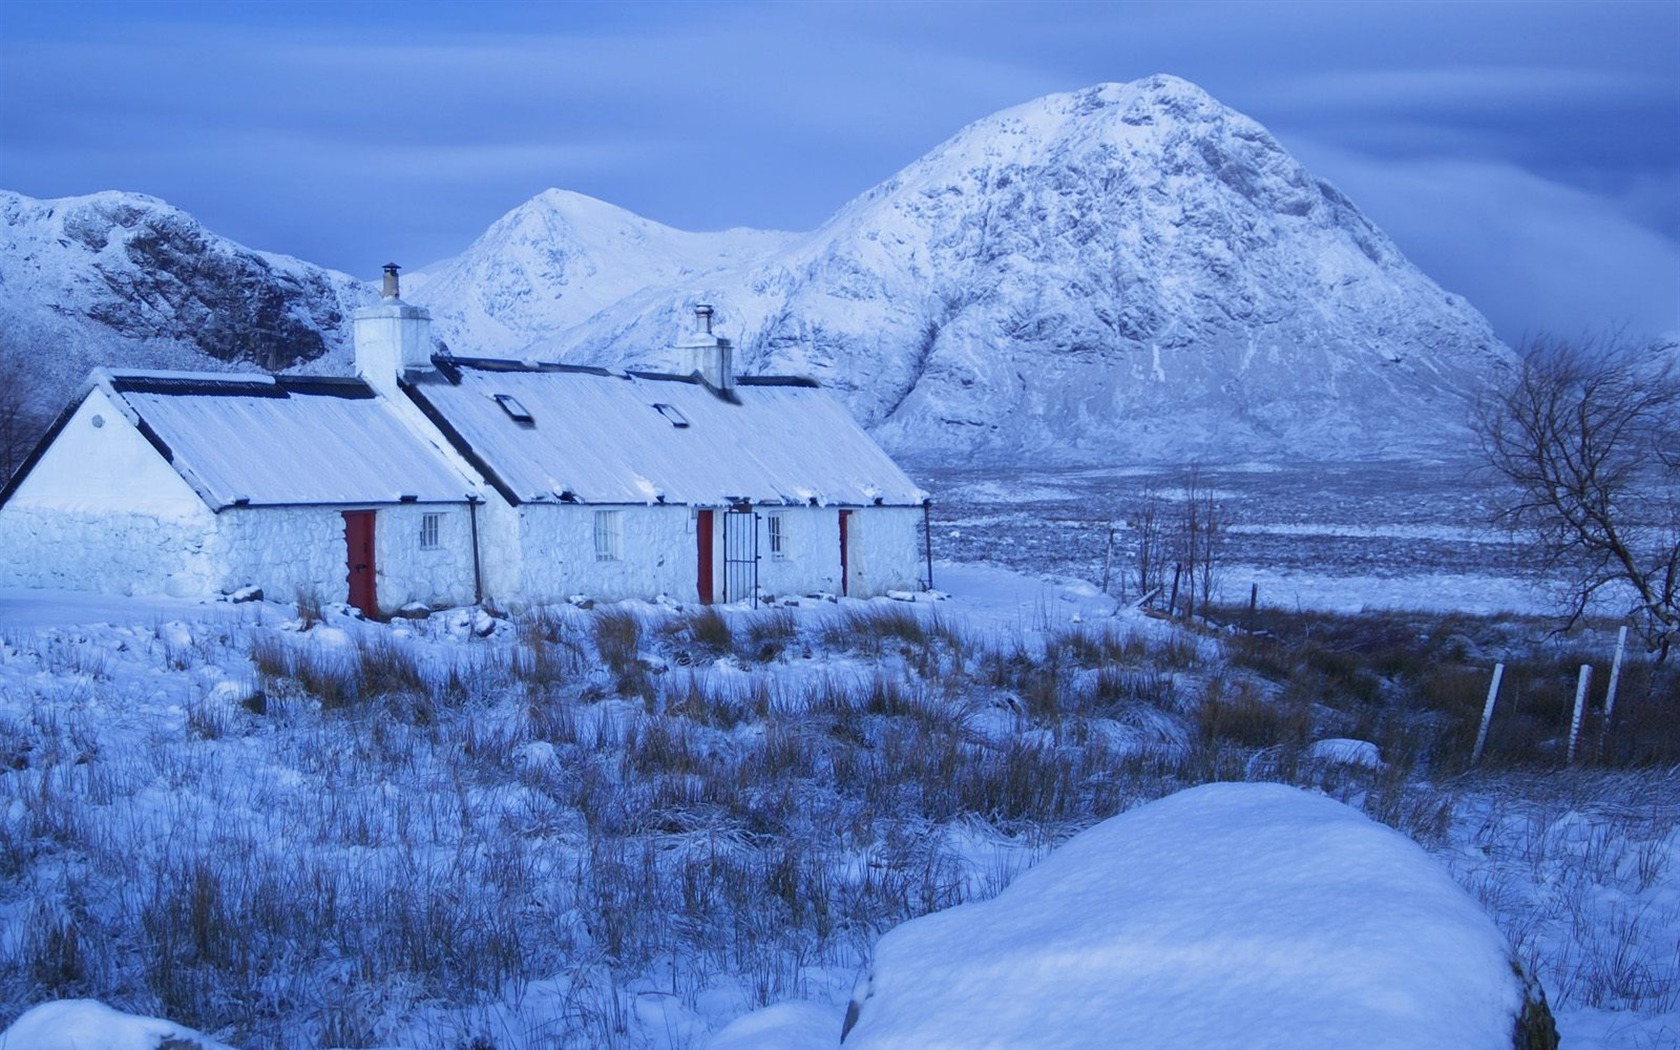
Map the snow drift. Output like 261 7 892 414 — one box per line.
0 999 232 1050
838 782 1554 1049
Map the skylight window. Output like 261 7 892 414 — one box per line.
493 394 533 423
652 403 690 428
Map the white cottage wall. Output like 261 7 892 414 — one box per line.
218 507 351 607
218 504 478 613
372 505 478 610
846 505 927 596
0 390 223 596
517 505 694 603
754 506 841 598
7 389 207 518
0 505 222 597
474 498 524 609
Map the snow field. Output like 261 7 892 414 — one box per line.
0 566 1672 1048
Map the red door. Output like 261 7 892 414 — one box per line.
696 509 715 604
343 510 377 616
838 509 852 597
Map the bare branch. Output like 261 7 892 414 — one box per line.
1475 334 1680 662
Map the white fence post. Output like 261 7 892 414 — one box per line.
1471 662 1504 767
1598 625 1629 761
1566 664 1593 764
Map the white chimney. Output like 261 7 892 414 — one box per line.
354 263 433 395
677 303 733 392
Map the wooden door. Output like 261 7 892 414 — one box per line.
696 509 715 604
343 510 377 616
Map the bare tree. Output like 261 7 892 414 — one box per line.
1475 335 1680 662
1178 466 1225 621
0 344 49 484
1130 483 1167 607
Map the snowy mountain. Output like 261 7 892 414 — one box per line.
439 76 1513 464
408 188 796 357
0 190 367 401
1 76 1516 464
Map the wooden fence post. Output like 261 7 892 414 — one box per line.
1471 662 1504 767
1566 664 1592 764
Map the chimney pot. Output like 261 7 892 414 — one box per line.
381 263 402 300
695 304 714 335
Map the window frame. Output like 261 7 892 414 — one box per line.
767 512 787 561
419 512 442 551
593 509 623 562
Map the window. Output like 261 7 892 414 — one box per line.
652 403 690 428
419 512 442 550
493 393 533 423
767 513 787 560
594 510 622 562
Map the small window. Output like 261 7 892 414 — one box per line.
594 510 622 562
419 512 442 550
494 393 533 423
653 403 690 428
767 513 787 560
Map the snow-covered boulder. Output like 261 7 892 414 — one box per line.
0 999 233 1050
841 782 1555 1049
708 1001 845 1050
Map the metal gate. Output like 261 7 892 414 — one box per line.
721 506 759 607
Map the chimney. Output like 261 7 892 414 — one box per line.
678 303 733 393
354 262 434 395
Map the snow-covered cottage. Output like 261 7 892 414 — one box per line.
0 271 930 615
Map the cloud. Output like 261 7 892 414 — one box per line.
1293 141 1680 342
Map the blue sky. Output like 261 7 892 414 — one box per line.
1 0 1676 344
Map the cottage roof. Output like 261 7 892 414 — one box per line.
405 359 927 507
94 370 477 509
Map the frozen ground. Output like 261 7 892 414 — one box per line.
0 477 1676 1048
921 460 1550 615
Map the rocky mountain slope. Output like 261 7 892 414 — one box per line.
0 190 366 402
1 76 1516 464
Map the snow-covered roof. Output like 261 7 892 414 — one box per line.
404 359 927 507
97 370 477 509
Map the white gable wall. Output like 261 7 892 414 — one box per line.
842 505 927 596
0 390 223 596
9 389 207 518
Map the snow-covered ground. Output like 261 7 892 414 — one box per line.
0 553 1673 1048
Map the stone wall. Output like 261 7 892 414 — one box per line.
508 502 927 605
218 503 478 612
517 504 694 603
0 504 223 597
